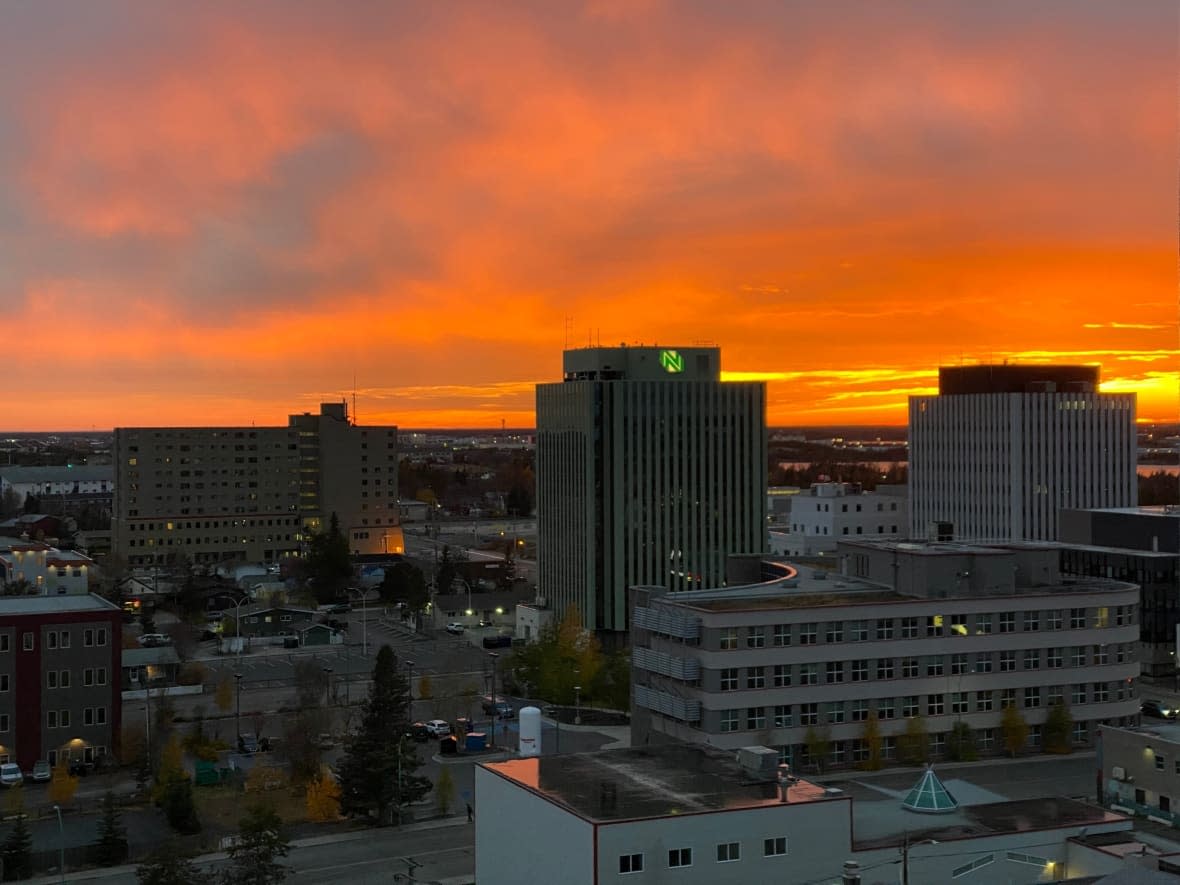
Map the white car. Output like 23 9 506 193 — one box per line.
0 763 23 787
424 719 452 737
445 623 465 635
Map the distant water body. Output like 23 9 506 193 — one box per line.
777 461 1177 477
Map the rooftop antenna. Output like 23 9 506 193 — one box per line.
564 315 573 350
352 372 357 425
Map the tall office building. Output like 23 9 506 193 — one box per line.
909 365 1136 542
113 402 403 567
536 346 766 635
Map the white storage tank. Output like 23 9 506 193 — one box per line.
518 706 542 757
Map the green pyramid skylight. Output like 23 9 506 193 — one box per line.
901 765 958 814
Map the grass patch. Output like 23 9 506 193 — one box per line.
194 784 307 833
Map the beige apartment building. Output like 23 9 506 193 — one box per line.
631 539 1140 770
113 402 403 567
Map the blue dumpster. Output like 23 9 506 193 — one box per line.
465 732 487 752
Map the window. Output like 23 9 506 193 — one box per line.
668 848 692 868
1023 649 1040 670
1093 645 1108 665
975 653 993 674
876 619 894 640
930 733 946 757
825 622 843 643
0 635 7 652
1023 611 1040 632
720 710 739 733
978 729 995 751
851 700 869 722
1048 685 1064 706
773 665 791 688
48 711 58 728
851 660 868 682
877 697 895 719
950 653 968 675
799 623 817 645
719 629 737 650
1072 684 1087 705
84 708 94 726
719 668 738 691
97 668 107 686
926 656 944 677
773 705 792 728
773 624 790 647
23 633 33 651
952 693 968 715
716 842 740 863
619 854 644 874
83 668 93 687
1070 608 1086 629
1024 687 1041 708
48 632 58 650
826 702 845 724
877 659 895 680
1071 647 1087 667
1001 688 1016 709
999 651 1016 672
1073 722 1088 745
1093 682 1109 702
1047 648 1063 669
800 703 819 726
902 696 920 718
826 662 844 684
48 671 58 689
926 615 943 637
799 664 818 686
901 617 919 639
999 612 1015 633
59 631 70 649
764 838 788 857
97 707 106 725
976 690 993 712
1094 607 1110 628
84 628 94 646
850 621 869 642
747 627 765 649
747 707 766 730
975 614 992 635
901 657 918 679
0 714 7 732
927 694 944 716
949 614 968 636
746 667 765 690
1047 610 1063 630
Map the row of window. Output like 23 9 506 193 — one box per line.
46 707 107 728
46 668 109 689
789 524 900 536
715 645 1132 689
716 607 1133 649
128 517 301 531
0 628 109 653
620 838 788 874
717 683 1132 732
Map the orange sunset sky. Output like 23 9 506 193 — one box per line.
0 1 1175 431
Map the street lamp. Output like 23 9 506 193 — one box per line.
458 577 474 621
232 596 250 657
405 660 415 722
574 685 582 726
488 652 499 748
346 587 369 656
323 667 334 706
234 672 243 744
900 836 938 885
53 804 64 883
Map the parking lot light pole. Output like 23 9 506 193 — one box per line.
574 685 582 726
53 804 64 883
488 653 499 748
232 597 249 657
346 588 368 656
234 672 243 742
323 667 333 706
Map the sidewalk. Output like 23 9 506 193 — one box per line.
23 815 471 884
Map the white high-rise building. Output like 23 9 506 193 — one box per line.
536 346 766 635
909 365 1136 542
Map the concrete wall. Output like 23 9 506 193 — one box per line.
475 766 594 885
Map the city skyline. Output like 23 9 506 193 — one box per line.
0 1 1174 431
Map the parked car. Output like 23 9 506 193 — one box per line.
409 722 430 742
30 761 51 783
238 734 259 754
1142 699 1176 720
329 603 351 614
0 764 23 787
481 695 507 714
445 623 465 635
482 634 512 649
492 702 515 720
137 633 172 648
478 619 494 628
425 719 452 738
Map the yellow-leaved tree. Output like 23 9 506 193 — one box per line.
305 768 342 822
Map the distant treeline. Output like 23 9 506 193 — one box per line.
770 462 907 490
1140 471 1180 506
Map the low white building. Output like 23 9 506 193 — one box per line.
771 482 907 557
0 540 95 595
475 745 1137 885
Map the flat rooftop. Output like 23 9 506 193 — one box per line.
684 589 907 612
481 745 832 823
0 594 120 614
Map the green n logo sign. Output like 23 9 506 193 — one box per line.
660 349 684 374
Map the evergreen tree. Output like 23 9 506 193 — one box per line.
93 791 129 866
1043 701 1074 754
336 645 431 824
305 513 352 604
1001 703 1030 758
155 736 200 834
220 804 290 885
1 811 32 881
435 546 458 596
946 721 978 762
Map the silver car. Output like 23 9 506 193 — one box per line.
30 761 51 783
0 763 23 787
